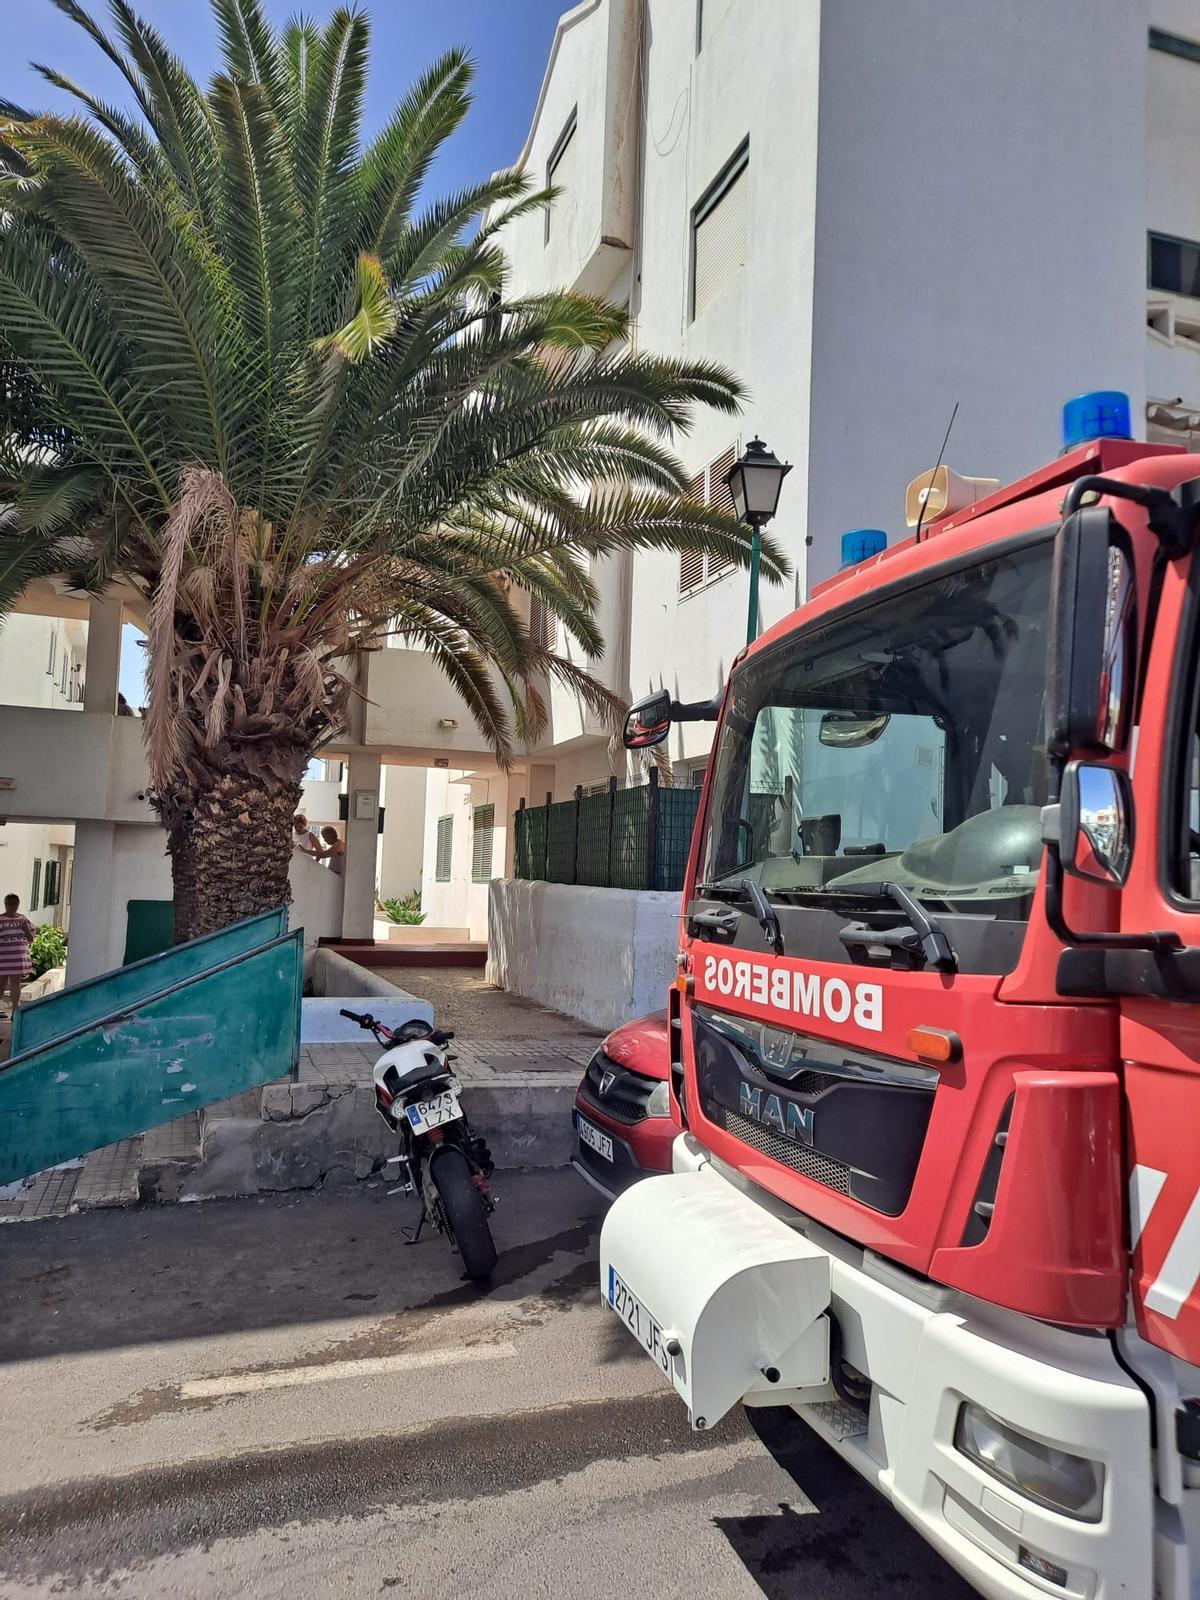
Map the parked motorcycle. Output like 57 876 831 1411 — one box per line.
340 1008 497 1282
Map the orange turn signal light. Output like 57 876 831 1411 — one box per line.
906 1026 961 1065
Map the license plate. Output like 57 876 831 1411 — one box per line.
578 1117 614 1162
607 1266 670 1375
406 1089 462 1134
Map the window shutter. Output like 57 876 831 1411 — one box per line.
471 805 495 882
30 858 41 912
706 445 737 579
679 469 707 593
679 446 739 592
435 816 453 882
529 594 557 650
693 155 748 318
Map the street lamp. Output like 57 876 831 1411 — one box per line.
725 437 791 644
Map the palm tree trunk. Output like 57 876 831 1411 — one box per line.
167 819 200 945
175 771 301 941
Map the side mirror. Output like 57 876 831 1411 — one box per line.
818 711 891 748
623 689 672 749
1059 760 1133 887
1047 508 1137 757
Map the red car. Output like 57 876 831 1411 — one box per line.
571 1012 677 1200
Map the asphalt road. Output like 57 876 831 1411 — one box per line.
0 1172 973 1600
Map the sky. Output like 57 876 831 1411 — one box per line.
2 0 568 707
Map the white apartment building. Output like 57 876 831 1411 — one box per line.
413 0 1200 924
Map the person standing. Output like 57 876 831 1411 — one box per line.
318 826 346 876
0 894 35 1019
293 814 321 859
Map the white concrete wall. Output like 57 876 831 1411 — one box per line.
377 765 428 901
806 0 1149 587
488 878 678 1030
289 851 345 953
0 708 154 825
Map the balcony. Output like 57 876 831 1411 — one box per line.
0 708 152 825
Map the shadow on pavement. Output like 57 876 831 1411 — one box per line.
716 1406 975 1599
0 1169 605 1363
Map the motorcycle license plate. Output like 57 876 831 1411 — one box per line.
406 1089 462 1134
578 1117 613 1162
607 1266 670 1376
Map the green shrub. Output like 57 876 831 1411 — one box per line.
379 891 425 926
30 924 67 978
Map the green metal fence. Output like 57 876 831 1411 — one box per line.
513 770 702 892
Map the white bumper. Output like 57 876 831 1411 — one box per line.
599 1170 831 1429
601 1135 1155 1600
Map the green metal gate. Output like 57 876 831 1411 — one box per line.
0 909 300 1186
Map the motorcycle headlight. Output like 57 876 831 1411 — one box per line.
954 1403 1104 1522
645 1079 672 1119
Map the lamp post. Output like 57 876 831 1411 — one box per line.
725 437 792 645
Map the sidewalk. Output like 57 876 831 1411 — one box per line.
1 966 603 1222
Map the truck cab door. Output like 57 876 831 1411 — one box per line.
1116 550 1200 1364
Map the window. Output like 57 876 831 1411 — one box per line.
435 815 453 881
43 859 59 907
1150 27 1200 64
679 442 739 593
46 629 56 676
1149 232 1200 299
692 143 748 319
544 111 577 245
472 804 495 882
30 858 41 912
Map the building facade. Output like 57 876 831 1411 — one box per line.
413 0 1193 880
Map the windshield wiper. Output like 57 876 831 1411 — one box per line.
696 879 785 956
838 881 956 971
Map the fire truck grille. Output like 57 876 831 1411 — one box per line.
706 1101 852 1196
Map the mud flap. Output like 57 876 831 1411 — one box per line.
600 1170 831 1429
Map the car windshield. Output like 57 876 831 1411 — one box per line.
699 541 1053 917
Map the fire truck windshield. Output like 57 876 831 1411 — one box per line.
700 541 1053 917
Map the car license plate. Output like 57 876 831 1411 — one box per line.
607 1266 670 1375
406 1089 462 1135
578 1117 614 1162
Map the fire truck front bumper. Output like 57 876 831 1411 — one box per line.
600 1136 1154 1600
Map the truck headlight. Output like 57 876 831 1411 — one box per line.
646 1080 671 1118
954 1403 1104 1522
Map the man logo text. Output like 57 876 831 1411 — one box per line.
701 954 883 1033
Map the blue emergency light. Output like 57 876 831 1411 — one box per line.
840 528 887 570
1061 390 1132 451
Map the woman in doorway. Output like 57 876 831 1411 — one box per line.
318 826 346 876
0 893 35 1018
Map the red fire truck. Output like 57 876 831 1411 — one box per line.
601 393 1200 1598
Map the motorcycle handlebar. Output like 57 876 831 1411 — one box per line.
339 1008 369 1024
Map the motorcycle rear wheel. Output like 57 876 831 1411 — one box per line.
430 1147 497 1282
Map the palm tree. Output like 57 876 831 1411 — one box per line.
0 0 786 941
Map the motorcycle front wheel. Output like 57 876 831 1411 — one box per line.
430 1147 497 1282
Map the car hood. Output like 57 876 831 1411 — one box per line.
600 1012 669 1081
